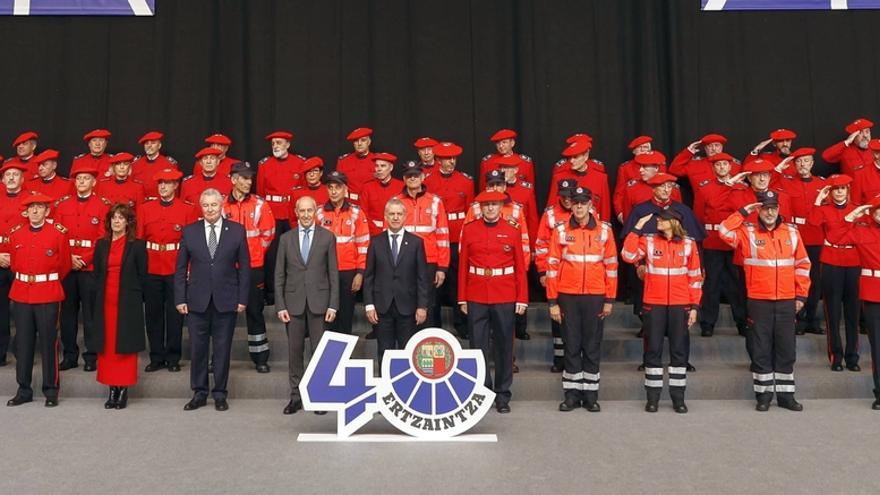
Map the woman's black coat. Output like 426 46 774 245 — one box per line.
88 237 147 354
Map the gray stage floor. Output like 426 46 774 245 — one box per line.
1 399 878 494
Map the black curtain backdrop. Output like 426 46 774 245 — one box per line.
0 0 878 206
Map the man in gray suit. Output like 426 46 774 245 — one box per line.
275 196 339 415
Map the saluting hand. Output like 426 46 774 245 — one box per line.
743 202 764 214
815 186 831 206
634 214 653 230
775 156 794 172
728 171 751 185
845 130 861 147
844 204 871 222
686 140 702 154
752 138 773 154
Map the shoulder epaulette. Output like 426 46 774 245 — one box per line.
555 158 567 166
74 153 85 159
258 156 270 165
506 218 520 229
732 158 742 164
296 154 307 160
482 154 493 162
519 154 532 162
2 157 11 164
338 153 351 160
182 175 195 182
54 223 67 234
853 164 865 172
544 205 555 212
626 179 640 186
132 155 143 161
9 224 22 234
54 195 71 206
593 158 604 165
182 200 194 206
132 178 144 185
100 196 112 205
698 179 710 187
167 156 178 164
519 181 533 189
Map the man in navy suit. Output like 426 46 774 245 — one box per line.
175 188 250 412
363 197 430 363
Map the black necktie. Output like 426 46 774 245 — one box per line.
391 233 400 265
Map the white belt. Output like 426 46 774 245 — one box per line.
146 241 179 252
824 240 854 249
861 269 880 278
15 272 59 283
792 217 806 225
704 224 720 231
69 239 93 248
448 212 466 220
348 192 359 201
469 266 514 276
0 236 7 244
266 195 289 202
372 220 383 228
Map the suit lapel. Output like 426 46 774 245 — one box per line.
291 227 306 267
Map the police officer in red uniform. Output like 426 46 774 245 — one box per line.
181 147 232 205
478 129 535 190
459 190 528 413
359 153 403 236
0 160 30 364
137 168 196 372
193 133 241 178
72 129 113 178
96 153 145 209
669 133 741 190
547 138 611 221
5 193 72 407
336 127 375 205
744 128 796 167
53 161 111 371
7 131 39 180
290 157 330 219
413 137 440 173
810 176 861 371
131 131 179 198
424 142 474 337
27 150 72 201
822 118 873 177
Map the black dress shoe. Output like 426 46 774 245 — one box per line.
872 399 880 410
115 388 128 410
558 400 579 412
847 364 862 372
795 327 806 336
636 328 645 339
283 400 302 415
0 357 7 367
214 398 229 411
673 402 688 414
778 399 803 412
7 394 32 407
756 402 770 412
583 402 601 413
700 328 714 337
805 327 825 335
83 362 97 372
167 363 181 372
184 397 207 411
365 329 377 340
512 363 519 374
44 397 58 407
104 387 119 409
686 363 696 372
144 361 166 372
637 364 645 371
496 403 511 414
515 331 531 341
59 359 78 371
256 364 270 374
550 364 564 373
645 401 658 413
831 363 844 372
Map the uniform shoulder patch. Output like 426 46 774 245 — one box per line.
182 175 195 182
54 195 71 206
132 178 145 185
699 179 710 187
9 224 21 234
460 172 473 180
555 158 567 166
482 154 493 162
100 196 113 205
520 181 533 189
74 153 85 159
592 158 604 165
54 223 67 234
627 179 640 186
506 218 520 229
519 154 532 162
339 153 351 160
258 156 270 165
182 200 194 206
167 156 178 164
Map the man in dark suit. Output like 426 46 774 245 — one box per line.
364 197 430 363
275 196 339 415
175 188 250 412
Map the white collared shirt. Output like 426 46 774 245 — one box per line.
387 228 404 253
204 217 224 244
298 224 315 249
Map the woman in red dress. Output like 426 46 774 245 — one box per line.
91 204 147 409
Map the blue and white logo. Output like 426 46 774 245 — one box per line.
299 329 496 441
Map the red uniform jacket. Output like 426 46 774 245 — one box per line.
96 177 146 209
613 159 667 218
825 219 880 302
51 193 111 272
547 161 611 221
479 153 535 190
26 175 72 201
621 232 702 306
71 152 113 178
423 170 474 244
8 222 72 304
535 204 572 274
807 202 859 267
359 177 404 236
669 149 741 190
851 162 880 204
458 218 528 305
137 198 197 276
335 152 374 204
822 141 872 177
131 154 179 199
503 180 539 246
180 173 232 206
256 153 306 220
776 174 827 246
0 191 28 244
698 178 739 251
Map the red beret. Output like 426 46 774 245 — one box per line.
627 135 652 149
789 147 816 159
646 173 677 186
21 193 54 206
83 129 111 141
490 129 517 142
34 149 60 164
828 174 853 187
204 133 232 146
0 161 27 174
496 154 522 167
195 147 223 159
708 152 735 163
634 151 666 166
300 156 324 173
743 159 774 174
433 142 463 158
153 168 184 182
566 133 592 145
475 191 507 203
769 128 797 141
413 137 439 149
845 118 874 135
561 139 591 157
372 152 398 163
265 130 294 141
868 139 880 151
109 152 135 164
12 131 38 147
701 133 727 145
70 162 99 177
138 131 164 144
346 127 373 141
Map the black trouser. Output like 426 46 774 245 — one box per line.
13 302 60 400
700 249 747 332
551 319 564 368
861 302 880 398
144 273 183 365
422 263 438 328
747 299 797 404
60 270 97 365
796 245 824 331
822 264 860 367
469 301 514 405
558 294 604 404
330 270 357 335
376 301 417 364
0 268 11 359
264 219 291 303
245 267 269 365
187 299 236 400
642 304 689 403
432 243 467 334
